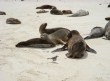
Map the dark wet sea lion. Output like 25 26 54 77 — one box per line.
50 7 63 15
16 38 55 48
62 10 72 14
39 23 69 35
6 18 21 24
36 5 56 9
0 11 6 15
84 27 104 39
41 29 70 46
65 30 96 59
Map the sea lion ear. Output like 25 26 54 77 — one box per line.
67 32 72 38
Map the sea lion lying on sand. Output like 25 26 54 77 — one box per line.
36 5 56 9
53 30 97 57
84 27 104 39
16 38 54 48
39 23 69 35
62 10 73 14
41 29 70 46
6 18 21 24
50 7 63 15
0 11 6 15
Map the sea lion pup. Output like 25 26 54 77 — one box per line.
36 5 56 9
84 27 104 39
52 30 97 55
68 10 89 17
41 29 70 46
50 7 63 15
39 23 69 35
16 38 54 48
62 10 73 14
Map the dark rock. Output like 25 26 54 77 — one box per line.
6 18 21 24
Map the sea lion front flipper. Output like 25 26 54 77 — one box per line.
52 44 68 52
84 36 91 40
86 44 97 54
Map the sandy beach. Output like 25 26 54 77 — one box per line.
0 0 110 81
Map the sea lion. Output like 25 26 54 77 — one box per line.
52 30 97 56
68 10 89 17
84 27 104 39
6 18 21 24
16 38 55 48
36 5 56 9
39 23 69 35
65 30 96 58
50 7 63 15
108 4 110 7
104 21 110 40
41 29 70 46
36 9 48 13
0 11 6 15
105 17 110 21
62 10 73 14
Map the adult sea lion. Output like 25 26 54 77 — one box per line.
53 30 97 57
39 23 69 35
41 29 70 46
36 5 56 9
16 38 55 48
6 18 21 24
84 27 104 39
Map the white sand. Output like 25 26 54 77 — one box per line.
0 0 110 81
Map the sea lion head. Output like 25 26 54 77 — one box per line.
67 30 80 38
40 33 48 40
39 23 47 34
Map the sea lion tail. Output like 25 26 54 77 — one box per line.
86 45 97 54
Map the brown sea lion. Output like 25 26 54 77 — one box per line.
0 11 6 15
16 38 55 48
39 23 69 35
41 29 70 46
50 7 63 15
66 30 97 58
52 30 97 58
36 5 56 9
105 17 110 21
62 10 73 14
6 18 21 24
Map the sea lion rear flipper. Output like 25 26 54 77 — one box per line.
52 44 68 52
86 44 97 54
